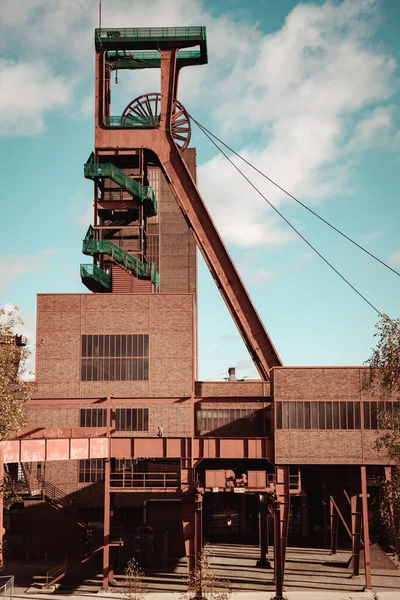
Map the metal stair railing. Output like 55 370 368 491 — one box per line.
45 536 103 588
80 264 111 290
21 463 42 496
83 227 159 289
84 152 157 217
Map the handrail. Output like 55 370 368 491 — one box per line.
83 229 159 289
110 471 179 489
106 50 203 70
84 153 157 217
80 264 111 290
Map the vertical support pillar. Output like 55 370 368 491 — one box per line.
103 394 114 590
102 457 111 590
160 49 178 133
330 497 338 555
361 466 372 591
323 488 329 548
273 501 284 600
257 493 271 568
195 492 203 563
274 465 289 599
350 484 362 579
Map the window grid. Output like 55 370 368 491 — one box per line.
81 334 149 382
196 408 266 436
363 401 398 430
78 459 105 483
80 408 107 427
80 408 149 432
116 408 149 432
275 401 362 430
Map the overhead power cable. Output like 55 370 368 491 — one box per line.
189 115 400 279
191 116 383 317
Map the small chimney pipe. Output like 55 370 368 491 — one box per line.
228 367 236 382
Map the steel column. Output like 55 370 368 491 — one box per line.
330 497 338 555
361 466 372 591
102 457 111 589
257 493 271 568
273 501 284 600
350 490 362 578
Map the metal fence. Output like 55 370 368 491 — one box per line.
0 576 14 600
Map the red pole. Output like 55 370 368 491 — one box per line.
361 466 372 591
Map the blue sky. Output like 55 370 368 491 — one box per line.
1 0 399 380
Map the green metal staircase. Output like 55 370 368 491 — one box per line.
84 153 157 217
82 226 159 290
80 264 111 292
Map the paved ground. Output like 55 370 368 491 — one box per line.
8 543 400 598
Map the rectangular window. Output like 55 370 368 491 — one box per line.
371 402 378 429
304 402 311 429
274 401 362 430
296 402 304 430
196 406 266 436
311 402 318 429
81 334 149 382
289 403 297 429
325 402 333 429
363 402 371 429
115 408 149 432
79 459 104 483
347 402 354 429
333 403 340 429
80 408 107 427
276 402 282 429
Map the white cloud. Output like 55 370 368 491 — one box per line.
70 191 93 228
0 59 74 136
388 251 400 267
0 0 397 245
0 250 58 292
360 228 385 244
196 0 397 248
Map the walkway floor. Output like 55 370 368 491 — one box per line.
10 543 400 597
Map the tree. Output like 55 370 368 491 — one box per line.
0 305 31 568
366 314 400 555
0 306 30 440
123 557 146 600
180 547 231 600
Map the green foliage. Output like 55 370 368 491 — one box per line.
180 546 231 600
366 314 400 396
0 306 30 441
368 314 400 557
123 557 146 600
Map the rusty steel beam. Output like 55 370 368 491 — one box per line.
351 491 362 578
330 498 338 555
361 466 372 591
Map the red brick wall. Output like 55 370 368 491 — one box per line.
27 400 192 438
272 367 391 464
34 293 195 399
195 381 270 397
